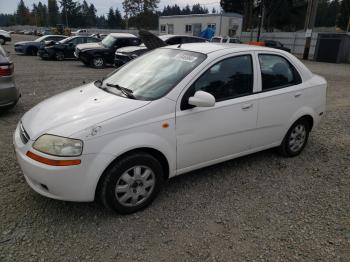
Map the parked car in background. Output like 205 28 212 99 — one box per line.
72 29 89 36
37 28 54 36
0 45 19 110
75 33 141 68
114 31 206 67
0 30 11 45
13 43 327 213
38 36 100 60
14 35 67 56
90 33 107 39
264 40 291 52
211 36 241 43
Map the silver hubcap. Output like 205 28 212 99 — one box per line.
115 166 155 207
93 58 103 67
289 124 306 152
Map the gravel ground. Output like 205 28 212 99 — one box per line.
0 34 349 261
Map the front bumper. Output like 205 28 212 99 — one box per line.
13 123 115 202
14 46 25 54
114 53 132 67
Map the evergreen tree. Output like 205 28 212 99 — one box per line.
107 8 116 28
48 0 60 26
338 0 350 30
16 0 30 25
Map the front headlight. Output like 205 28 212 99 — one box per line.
33 134 83 157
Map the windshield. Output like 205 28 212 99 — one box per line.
103 48 206 100
101 35 116 48
59 36 74 44
35 36 48 42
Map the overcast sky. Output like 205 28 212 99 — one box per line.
0 0 221 16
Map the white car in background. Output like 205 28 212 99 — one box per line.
0 29 11 45
71 29 89 36
13 43 327 214
211 36 241 43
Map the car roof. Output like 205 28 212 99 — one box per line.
164 42 276 55
109 33 137 38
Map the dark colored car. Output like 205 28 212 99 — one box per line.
38 36 100 60
264 40 291 52
14 35 66 56
114 31 207 67
0 45 20 110
75 33 141 68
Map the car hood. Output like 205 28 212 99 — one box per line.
77 42 105 51
15 41 36 46
21 83 151 140
139 30 167 50
116 45 147 54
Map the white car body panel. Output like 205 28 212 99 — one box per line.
14 43 327 202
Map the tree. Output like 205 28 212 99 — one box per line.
220 0 254 30
59 0 77 27
16 0 30 25
48 0 59 26
107 8 116 28
122 0 159 17
191 3 208 14
115 8 123 28
315 0 339 27
212 7 217 14
338 0 350 30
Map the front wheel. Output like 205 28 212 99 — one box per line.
279 118 310 157
55 51 65 61
91 56 105 69
98 153 164 214
0 37 5 45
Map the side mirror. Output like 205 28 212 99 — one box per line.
188 91 215 108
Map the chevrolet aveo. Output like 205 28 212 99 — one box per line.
14 43 327 213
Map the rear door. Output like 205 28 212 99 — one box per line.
254 52 305 149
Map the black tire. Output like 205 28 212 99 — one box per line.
91 56 105 69
55 51 64 61
278 118 310 157
0 37 5 45
0 98 19 111
98 152 164 214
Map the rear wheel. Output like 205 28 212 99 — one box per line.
0 37 5 45
98 152 163 214
91 56 105 69
55 51 65 61
279 118 310 157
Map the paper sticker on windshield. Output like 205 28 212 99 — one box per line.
174 54 198 63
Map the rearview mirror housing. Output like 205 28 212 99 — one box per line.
188 91 215 107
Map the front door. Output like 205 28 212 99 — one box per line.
176 54 259 172
193 23 202 37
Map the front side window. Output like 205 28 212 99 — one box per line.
102 48 206 100
258 54 301 91
183 55 254 107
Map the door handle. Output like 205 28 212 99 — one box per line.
241 103 253 110
294 92 302 98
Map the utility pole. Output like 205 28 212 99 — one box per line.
257 0 265 42
303 0 318 60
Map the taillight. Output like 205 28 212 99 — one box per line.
0 63 13 76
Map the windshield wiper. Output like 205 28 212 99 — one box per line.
106 83 135 99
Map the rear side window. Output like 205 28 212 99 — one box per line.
258 54 302 91
181 55 253 109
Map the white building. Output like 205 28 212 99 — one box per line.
159 13 243 38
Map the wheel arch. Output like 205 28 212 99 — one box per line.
94 147 170 201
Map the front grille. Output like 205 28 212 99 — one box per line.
19 122 30 144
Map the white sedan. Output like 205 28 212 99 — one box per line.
13 43 327 213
